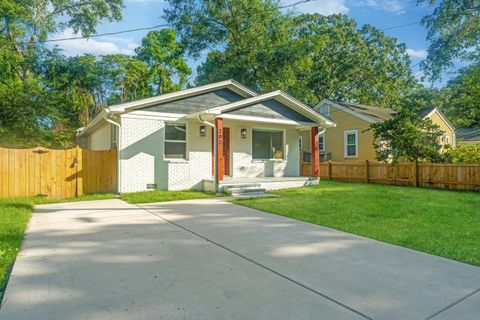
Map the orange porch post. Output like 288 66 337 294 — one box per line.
311 127 319 177
215 118 224 181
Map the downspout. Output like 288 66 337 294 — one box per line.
198 115 218 193
104 108 122 194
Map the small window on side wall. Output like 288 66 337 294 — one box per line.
319 133 325 152
319 105 330 117
165 123 187 159
344 130 358 158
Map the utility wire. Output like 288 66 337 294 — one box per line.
380 21 420 31
45 0 319 42
45 23 171 42
44 1 420 43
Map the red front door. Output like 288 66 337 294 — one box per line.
223 128 230 176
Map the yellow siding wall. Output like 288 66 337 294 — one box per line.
427 111 456 150
324 108 377 162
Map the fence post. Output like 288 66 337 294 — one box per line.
365 160 369 183
413 159 419 187
477 164 480 192
328 160 332 180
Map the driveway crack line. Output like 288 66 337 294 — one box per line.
425 287 480 320
137 204 373 320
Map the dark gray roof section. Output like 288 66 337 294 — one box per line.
333 101 397 122
416 106 435 118
141 88 245 114
225 99 315 123
456 127 480 142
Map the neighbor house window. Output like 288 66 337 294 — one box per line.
344 130 358 158
252 129 284 160
165 123 186 159
444 135 450 145
319 133 325 152
320 105 330 117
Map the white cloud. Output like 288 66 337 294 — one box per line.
406 48 428 59
362 0 407 14
282 0 349 15
50 29 139 56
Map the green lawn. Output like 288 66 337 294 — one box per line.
120 190 217 204
234 181 480 266
0 193 116 296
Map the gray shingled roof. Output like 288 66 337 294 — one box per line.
416 106 435 118
333 101 397 122
456 127 480 142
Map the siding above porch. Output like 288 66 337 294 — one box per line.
223 98 316 124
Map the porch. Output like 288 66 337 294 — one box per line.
203 176 319 193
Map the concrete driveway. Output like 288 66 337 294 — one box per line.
1 198 479 320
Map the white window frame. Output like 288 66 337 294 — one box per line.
320 105 330 117
344 129 358 158
319 133 325 152
164 122 187 160
252 128 285 161
444 135 450 145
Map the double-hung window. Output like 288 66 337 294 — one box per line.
344 130 358 158
319 133 325 152
165 123 187 159
252 129 284 160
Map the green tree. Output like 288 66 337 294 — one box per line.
285 14 415 106
419 0 480 79
0 0 124 147
1 0 123 82
164 0 291 91
371 107 444 163
100 54 151 104
136 29 191 95
196 14 416 107
442 64 480 128
445 144 480 163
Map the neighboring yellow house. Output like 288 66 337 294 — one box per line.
313 99 456 162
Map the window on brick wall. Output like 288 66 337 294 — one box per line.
252 129 284 160
165 123 186 159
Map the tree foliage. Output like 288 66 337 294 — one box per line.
442 64 480 128
419 0 480 79
165 2 416 106
444 144 480 163
371 107 444 163
136 29 191 95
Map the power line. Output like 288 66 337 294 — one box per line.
44 1 420 43
380 21 420 31
45 23 171 42
45 1 319 43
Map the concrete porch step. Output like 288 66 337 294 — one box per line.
224 185 266 196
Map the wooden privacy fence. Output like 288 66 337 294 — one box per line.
0 147 117 199
303 160 480 191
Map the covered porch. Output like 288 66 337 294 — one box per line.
188 90 335 192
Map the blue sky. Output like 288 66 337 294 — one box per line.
50 0 445 86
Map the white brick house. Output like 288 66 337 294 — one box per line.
77 80 335 193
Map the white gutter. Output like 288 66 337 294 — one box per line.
198 115 219 193
104 108 122 194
